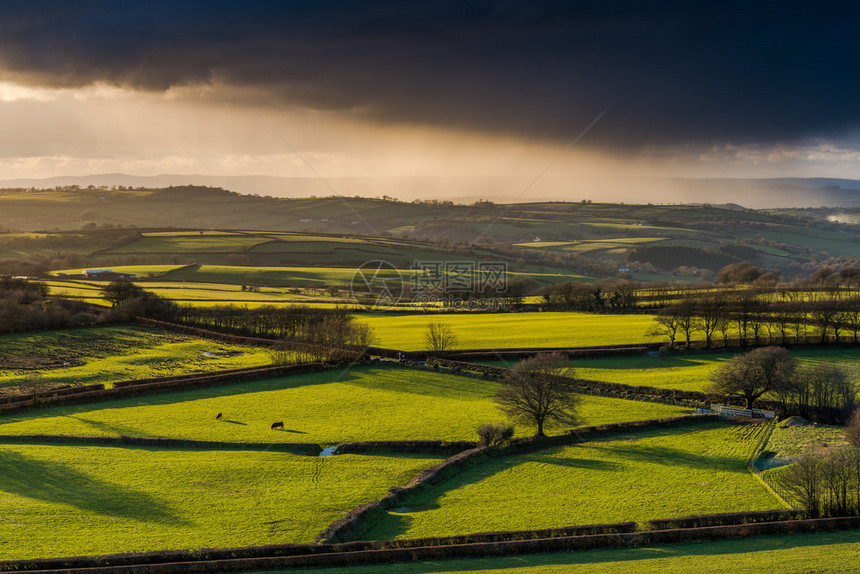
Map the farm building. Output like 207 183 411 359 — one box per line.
83 269 136 279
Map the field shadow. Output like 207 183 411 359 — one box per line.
576 354 731 372
524 453 619 471
65 415 142 437
364 531 860 573
0 367 374 427
341 364 496 400
360 510 415 542
221 419 247 426
0 450 185 525
583 444 745 473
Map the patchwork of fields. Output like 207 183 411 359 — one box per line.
3 223 858 568
0 350 797 563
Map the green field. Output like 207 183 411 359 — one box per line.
362 422 783 540
358 312 660 351
0 326 274 391
481 348 860 393
288 529 860 574
0 364 689 444
757 420 848 470
572 353 732 391
0 443 440 559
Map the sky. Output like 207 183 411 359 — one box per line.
0 1 858 200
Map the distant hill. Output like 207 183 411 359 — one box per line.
0 186 859 283
1 173 859 208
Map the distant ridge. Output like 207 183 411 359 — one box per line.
0 173 859 208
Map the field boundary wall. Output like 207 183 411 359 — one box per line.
5 516 860 572
315 414 720 544
0 362 336 417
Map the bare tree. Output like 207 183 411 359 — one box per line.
424 322 458 353
495 352 580 437
847 408 860 448
778 452 824 517
708 346 795 409
694 293 725 348
648 311 681 349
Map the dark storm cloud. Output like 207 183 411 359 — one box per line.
0 0 857 149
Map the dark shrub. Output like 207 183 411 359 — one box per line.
476 422 515 447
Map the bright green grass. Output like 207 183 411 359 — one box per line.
760 423 848 469
132 282 353 302
285 530 860 574
0 326 274 389
143 230 245 236
0 365 688 445
0 444 440 560
48 279 357 306
486 348 860 393
45 281 103 299
362 422 783 540
570 353 733 392
358 312 660 351
175 300 352 310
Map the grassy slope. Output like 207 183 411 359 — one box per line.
761 422 848 469
573 353 731 392
358 312 660 351
0 365 688 444
0 444 440 559
285 530 860 574
362 422 782 540
1 191 853 280
0 326 274 389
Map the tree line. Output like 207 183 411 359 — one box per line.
649 288 860 349
101 281 376 363
778 414 860 517
709 346 856 423
0 277 115 333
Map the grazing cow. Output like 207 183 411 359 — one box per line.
215 412 222 419
271 421 284 430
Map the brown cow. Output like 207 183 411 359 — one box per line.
216 412 222 420
271 421 284 429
